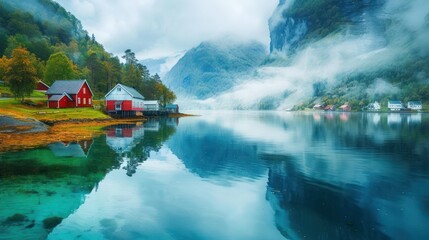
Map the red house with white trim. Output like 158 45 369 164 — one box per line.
46 80 93 108
35 80 50 92
105 83 144 116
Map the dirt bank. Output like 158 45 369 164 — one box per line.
0 116 144 152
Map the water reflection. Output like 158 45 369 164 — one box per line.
49 139 93 158
2 112 429 239
189 111 429 239
0 137 119 239
105 118 178 176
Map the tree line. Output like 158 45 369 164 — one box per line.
0 0 176 105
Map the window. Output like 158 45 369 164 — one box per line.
78 97 81 104
89 98 92 105
117 87 121 92
83 98 86 104
83 87 86 94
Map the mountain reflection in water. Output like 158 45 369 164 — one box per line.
1 112 428 240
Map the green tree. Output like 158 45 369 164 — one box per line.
4 47 37 101
44 52 75 85
104 56 122 91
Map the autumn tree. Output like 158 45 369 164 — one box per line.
4 47 37 101
44 52 76 85
156 82 176 107
0 55 10 82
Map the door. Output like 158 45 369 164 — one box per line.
115 102 122 110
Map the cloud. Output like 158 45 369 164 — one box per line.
366 79 399 97
55 0 278 59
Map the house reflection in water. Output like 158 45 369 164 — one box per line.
49 139 93 158
106 123 145 176
106 118 179 176
387 113 402 126
407 114 422 124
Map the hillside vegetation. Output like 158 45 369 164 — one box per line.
0 0 175 103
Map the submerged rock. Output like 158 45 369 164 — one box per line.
43 216 63 230
5 213 28 224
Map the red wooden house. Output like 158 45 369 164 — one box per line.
105 83 144 116
46 80 93 108
35 80 50 92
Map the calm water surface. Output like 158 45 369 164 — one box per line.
1 111 429 240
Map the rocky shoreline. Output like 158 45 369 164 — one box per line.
0 115 48 134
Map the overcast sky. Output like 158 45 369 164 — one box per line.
55 0 278 60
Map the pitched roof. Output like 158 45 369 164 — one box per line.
105 83 144 100
408 101 422 105
48 94 66 101
388 100 402 104
46 80 91 95
48 93 73 101
37 80 50 88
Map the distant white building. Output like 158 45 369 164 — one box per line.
143 100 160 111
407 101 422 110
388 100 403 111
367 101 381 111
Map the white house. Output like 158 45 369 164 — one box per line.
105 83 144 115
388 100 403 111
368 101 381 111
143 100 160 111
407 101 422 110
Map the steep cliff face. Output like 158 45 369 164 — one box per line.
167 0 429 109
163 40 266 99
269 0 386 54
209 0 429 110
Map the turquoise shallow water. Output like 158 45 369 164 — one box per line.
1 112 429 240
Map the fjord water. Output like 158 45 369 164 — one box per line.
1 112 429 240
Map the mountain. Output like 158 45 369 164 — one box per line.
266 0 429 110
269 0 386 54
139 52 184 79
0 0 175 100
0 0 87 60
166 0 429 110
163 40 266 99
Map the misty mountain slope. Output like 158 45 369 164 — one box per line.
201 0 429 110
163 41 266 99
0 0 87 59
269 0 386 54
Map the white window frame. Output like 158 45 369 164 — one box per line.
78 97 81 104
83 87 86 94
83 98 86 104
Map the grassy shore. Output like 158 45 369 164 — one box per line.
0 119 142 152
0 96 142 152
0 98 110 122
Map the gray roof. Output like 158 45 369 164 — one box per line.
46 80 89 95
388 100 402 104
48 94 66 101
49 142 86 158
120 84 144 100
408 101 422 104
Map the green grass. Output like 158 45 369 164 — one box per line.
0 98 110 122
